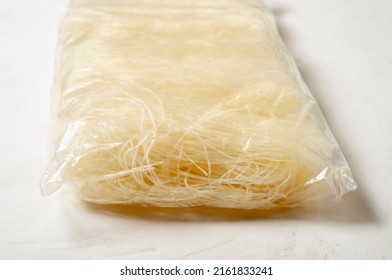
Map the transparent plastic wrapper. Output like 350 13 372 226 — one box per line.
41 0 357 209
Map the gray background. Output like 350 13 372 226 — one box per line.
0 0 391 259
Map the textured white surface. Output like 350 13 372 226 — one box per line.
0 0 391 259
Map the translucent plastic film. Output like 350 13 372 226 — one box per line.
41 0 357 209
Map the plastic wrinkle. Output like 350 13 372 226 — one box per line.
41 0 357 209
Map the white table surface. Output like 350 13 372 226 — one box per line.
1 0 391 259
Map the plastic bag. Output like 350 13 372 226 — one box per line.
41 0 357 209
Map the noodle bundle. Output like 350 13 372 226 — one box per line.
41 0 357 209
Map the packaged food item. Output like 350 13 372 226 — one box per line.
41 0 357 209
